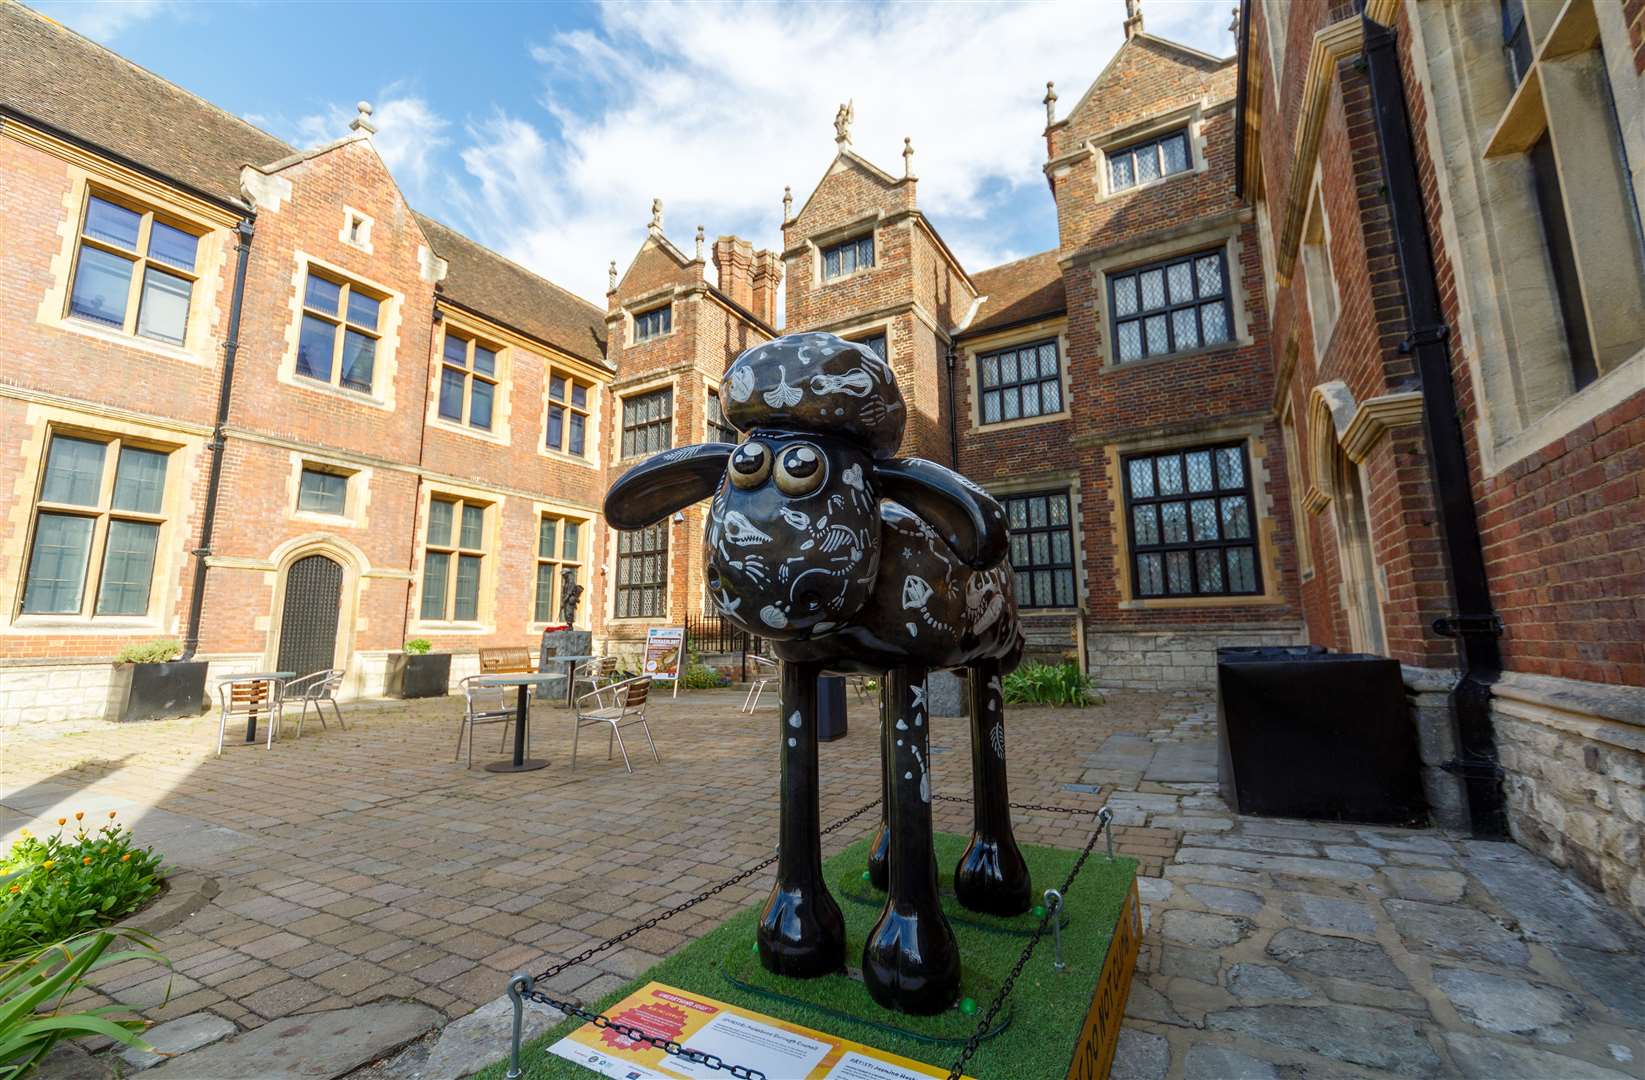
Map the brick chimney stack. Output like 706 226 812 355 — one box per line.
713 235 755 310
750 249 783 327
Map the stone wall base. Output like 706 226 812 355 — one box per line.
1401 665 1470 832
1490 671 1645 926
1086 625 1304 691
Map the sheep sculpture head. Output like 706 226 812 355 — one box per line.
604 332 1032 1017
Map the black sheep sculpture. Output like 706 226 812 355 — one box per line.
604 332 1031 1016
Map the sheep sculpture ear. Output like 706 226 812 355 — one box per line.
873 458 1009 570
604 444 732 529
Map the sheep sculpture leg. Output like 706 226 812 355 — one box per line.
954 659 1033 915
866 680 891 891
863 667 962 1015
757 661 846 978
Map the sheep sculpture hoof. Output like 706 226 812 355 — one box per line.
604 332 1031 1015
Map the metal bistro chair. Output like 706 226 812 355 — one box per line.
571 655 618 707
742 655 778 714
573 676 658 773
455 675 525 768
216 676 286 755
284 669 347 738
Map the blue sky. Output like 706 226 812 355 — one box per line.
37 1 1234 307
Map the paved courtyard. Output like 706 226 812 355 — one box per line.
2 689 1641 1078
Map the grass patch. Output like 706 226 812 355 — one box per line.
476 832 1135 1080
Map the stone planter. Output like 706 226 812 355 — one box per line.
385 652 451 698
106 660 209 723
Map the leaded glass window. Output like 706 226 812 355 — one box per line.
822 234 875 281
633 304 672 342
616 522 668 619
621 388 673 458
1124 443 1260 598
1002 491 1077 609
1109 248 1233 362
1108 129 1191 192
978 339 1062 425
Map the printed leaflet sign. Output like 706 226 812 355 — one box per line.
643 626 684 682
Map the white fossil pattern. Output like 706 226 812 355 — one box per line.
809 368 874 396
763 366 803 408
729 366 755 403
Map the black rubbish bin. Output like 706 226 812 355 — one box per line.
1216 646 1425 826
817 675 848 742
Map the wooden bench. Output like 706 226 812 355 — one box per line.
478 647 537 675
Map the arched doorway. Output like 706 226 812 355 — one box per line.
1333 450 1385 654
276 554 343 676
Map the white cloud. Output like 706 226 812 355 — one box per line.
279 91 451 201
35 0 177 43
434 0 1234 307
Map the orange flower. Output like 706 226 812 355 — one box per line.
108 811 118 819
74 812 84 822
56 817 66 826
83 856 93 865
120 853 131 863
7 885 18 894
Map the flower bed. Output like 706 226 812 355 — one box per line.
0 812 165 963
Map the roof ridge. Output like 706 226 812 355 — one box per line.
14 1 295 158
415 210 604 316
975 248 1058 277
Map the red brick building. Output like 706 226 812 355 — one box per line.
1242 0 1645 917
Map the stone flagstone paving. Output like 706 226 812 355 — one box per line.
3 689 1642 1078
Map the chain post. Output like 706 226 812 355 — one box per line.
1043 889 1066 972
1100 805 1115 861
505 972 533 1079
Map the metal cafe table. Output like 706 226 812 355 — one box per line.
220 671 294 743
473 672 562 773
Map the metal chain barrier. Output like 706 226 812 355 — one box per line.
503 793 1112 1080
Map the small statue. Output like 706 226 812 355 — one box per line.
559 577 583 627
833 100 854 145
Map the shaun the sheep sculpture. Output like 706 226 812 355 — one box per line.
604 332 1030 1015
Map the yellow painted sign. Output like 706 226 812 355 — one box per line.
1066 879 1142 1080
547 981 974 1080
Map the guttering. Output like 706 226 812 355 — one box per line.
944 346 960 469
181 216 255 660
1361 14 1508 839
1234 0 1253 199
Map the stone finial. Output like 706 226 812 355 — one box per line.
695 225 705 260
649 198 663 233
1229 6 1239 36
1123 0 1143 40
1043 81 1058 126
608 260 617 292
349 100 377 134
783 185 793 222
902 137 915 179
834 100 854 147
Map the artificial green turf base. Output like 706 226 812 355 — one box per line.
475 832 1137 1080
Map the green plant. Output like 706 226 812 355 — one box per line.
1 814 165 963
403 638 433 655
0 930 164 1078
679 664 729 690
112 639 180 665
1002 662 1097 707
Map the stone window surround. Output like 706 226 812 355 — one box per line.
286 451 370 531
1392 0 1645 477
540 362 600 468
8 419 191 632
613 374 677 466
1086 216 1256 370
1298 162 1342 364
805 212 884 290
961 318 1072 435
986 471 1088 614
629 298 674 346
277 251 403 412
410 482 502 635
834 316 896 364
427 318 510 447
1278 393 1315 582
1103 419 1287 612
1091 101 1210 202
339 205 374 254
33 164 232 370
530 502 594 630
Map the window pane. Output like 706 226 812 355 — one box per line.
563 521 580 560
1172 307 1199 351
1018 348 1038 381
1054 569 1075 607
43 437 106 506
420 551 449 619
534 562 555 623
1009 534 1028 566
439 368 466 421
1049 494 1069 526
297 468 347 514
549 375 566 401
1007 499 1027 530
444 335 468 366
1052 531 1072 563
69 245 134 327
1128 457 1154 498
1201 302 1229 344
569 413 585 456
454 555 481 621
1133 505 1159 545
571 383 588 408
1013 572 1032 606
982 391 1001 424
460 504 484 549
1021 382 1041 417
304 274 341 315
1041 379 1062 412
473 346 496 377
1117 320 1142 362
1002 386 1020 420
1034 571 1053 604
823 248 840 280
1221 495 1251 539
1186 450 1214 492
24 513 94 613
1166 551 1192 594
538 517 559 559
297 315 336 381
1167 262 1194 304
1216 447 1245 488
1228 547 1257 592
1144 315 1168 355
1137 553 1164 596
1137 145 1161 182
1161 501 1189 543
84 197 141 249
1139 269 1165 311
136 266 191 345
1161 133 1189 175
1039 343 1058 374
1156 455 1184 495
1031 533 1050 564
1110 153 1134 190
1113 276 1138 316
469 379 493 430
1190 498 1219 541
345 290 380 330
96 519 158 615
1196 254 1223 296
147 220 198 271
1028 496 1048 527
547 404 564 449
1000 351 1020 384
858 333 887 360
340 330 375 391
427 499 454 546
981 356 999 388
1196 549 1225 592
112 446 167 513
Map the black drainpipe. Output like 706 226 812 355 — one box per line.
181 216 255 661
944 343 960 469
1362 15 1508 839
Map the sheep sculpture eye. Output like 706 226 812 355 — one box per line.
775 444 825 496
729 442 771 489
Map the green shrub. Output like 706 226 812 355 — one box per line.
679 664 729 690
403 638 433 655
113 639 180 665
1 814 165 963
1002 662 1098 707
0 929 165 1077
